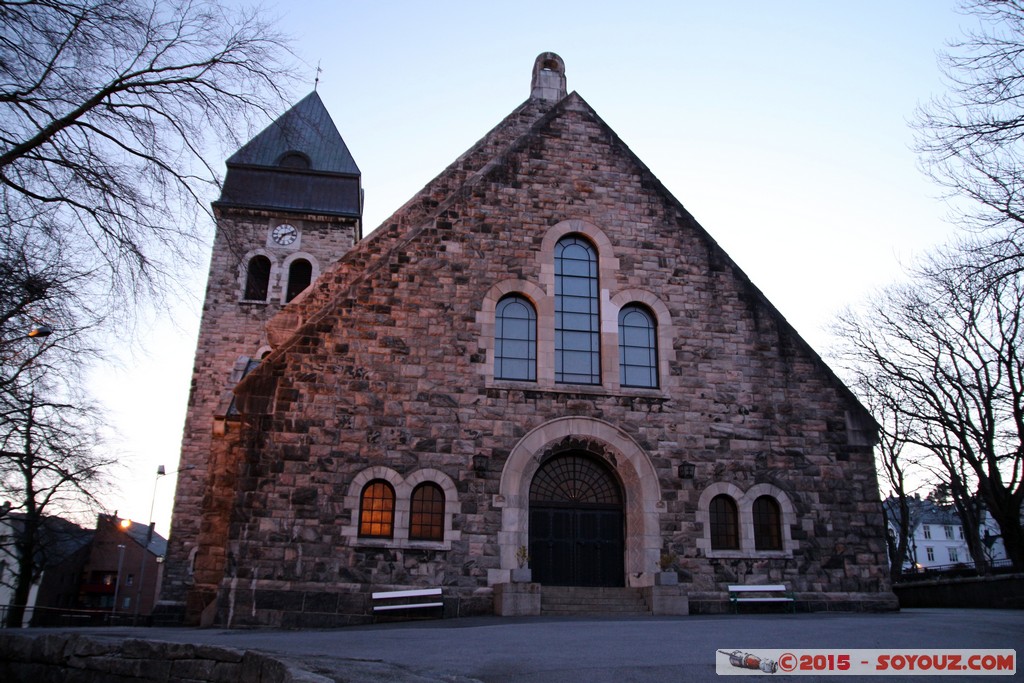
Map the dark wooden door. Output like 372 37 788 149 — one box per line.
530 506 624 586
528 452 625 587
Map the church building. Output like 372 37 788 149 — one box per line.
159 54 897 627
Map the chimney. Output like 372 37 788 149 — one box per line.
531 52 567 102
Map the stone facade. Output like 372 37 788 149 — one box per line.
170 54 897 627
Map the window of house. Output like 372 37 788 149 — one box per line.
244 255 271 301
958 526 964 539
126 573 134 587
948 547 959 562
926 547 935 562
358 480 395 538
752 495 782 550
709 494 739 550
555 235 600 384
495 295 537 381
944 525 954 540
618 304 657 388
278 151 311 169
923 525 932 539
286 259 313 303
410 483 445 541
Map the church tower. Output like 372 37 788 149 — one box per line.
158 92 361 618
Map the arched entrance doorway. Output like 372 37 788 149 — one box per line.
528 452 625 587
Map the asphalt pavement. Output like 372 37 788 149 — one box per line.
23 609 1024 682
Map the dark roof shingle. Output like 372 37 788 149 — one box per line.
226 91 359 175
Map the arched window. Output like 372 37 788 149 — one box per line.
410 483 445 541
555 235 600 384
278 151 310 169
753 495 782 550
495 295 536 381
243 255 271 301
709 495 739 550
618 304 658 388
359 481 395 539
286 258 313 302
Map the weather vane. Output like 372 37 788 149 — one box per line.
314 60 322 91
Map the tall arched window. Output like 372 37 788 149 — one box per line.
410 483 445 541
243 255 271 301
618 304 658 388
495 295 536 381
709 494 739 550
753 495 782 550
555 235 600 384
286 258 313 302
358 481 395 539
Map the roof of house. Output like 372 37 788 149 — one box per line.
121 519 168 557
884 496 963 528
0 513 94 568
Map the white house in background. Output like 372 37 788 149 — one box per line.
884 496 1011 571
0 513 17 609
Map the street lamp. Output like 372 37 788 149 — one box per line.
27 323 53 338
133 465 166 624
111 543 126 619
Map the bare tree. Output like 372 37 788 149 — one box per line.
0 359 112 627
854 378 924 577
0 203 113 627
914 0 1024 274
0 0 295 316
0 0 294 625
832 242 1024 571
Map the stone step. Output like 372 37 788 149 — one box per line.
541 587 649 616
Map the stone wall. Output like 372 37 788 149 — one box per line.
0 633 326 683
894 574 1024 609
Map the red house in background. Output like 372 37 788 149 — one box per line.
78 514 167 620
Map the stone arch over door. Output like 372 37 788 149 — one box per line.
494 416 662 587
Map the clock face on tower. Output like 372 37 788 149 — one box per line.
271 223 298 246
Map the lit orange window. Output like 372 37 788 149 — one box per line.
359 481 395 538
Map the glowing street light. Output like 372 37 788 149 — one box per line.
27 323 52 338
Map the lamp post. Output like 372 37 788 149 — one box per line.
111 543 126 620
133 465 166 624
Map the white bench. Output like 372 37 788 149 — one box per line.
371 588 444 616
727 584 795 613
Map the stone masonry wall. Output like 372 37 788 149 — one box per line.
160 208 357 615
0 633 321 683
202 95 894 626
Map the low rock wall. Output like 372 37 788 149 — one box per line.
0 632 327 683
894 573 1024 609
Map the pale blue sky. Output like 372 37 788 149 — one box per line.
95 0 968 537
